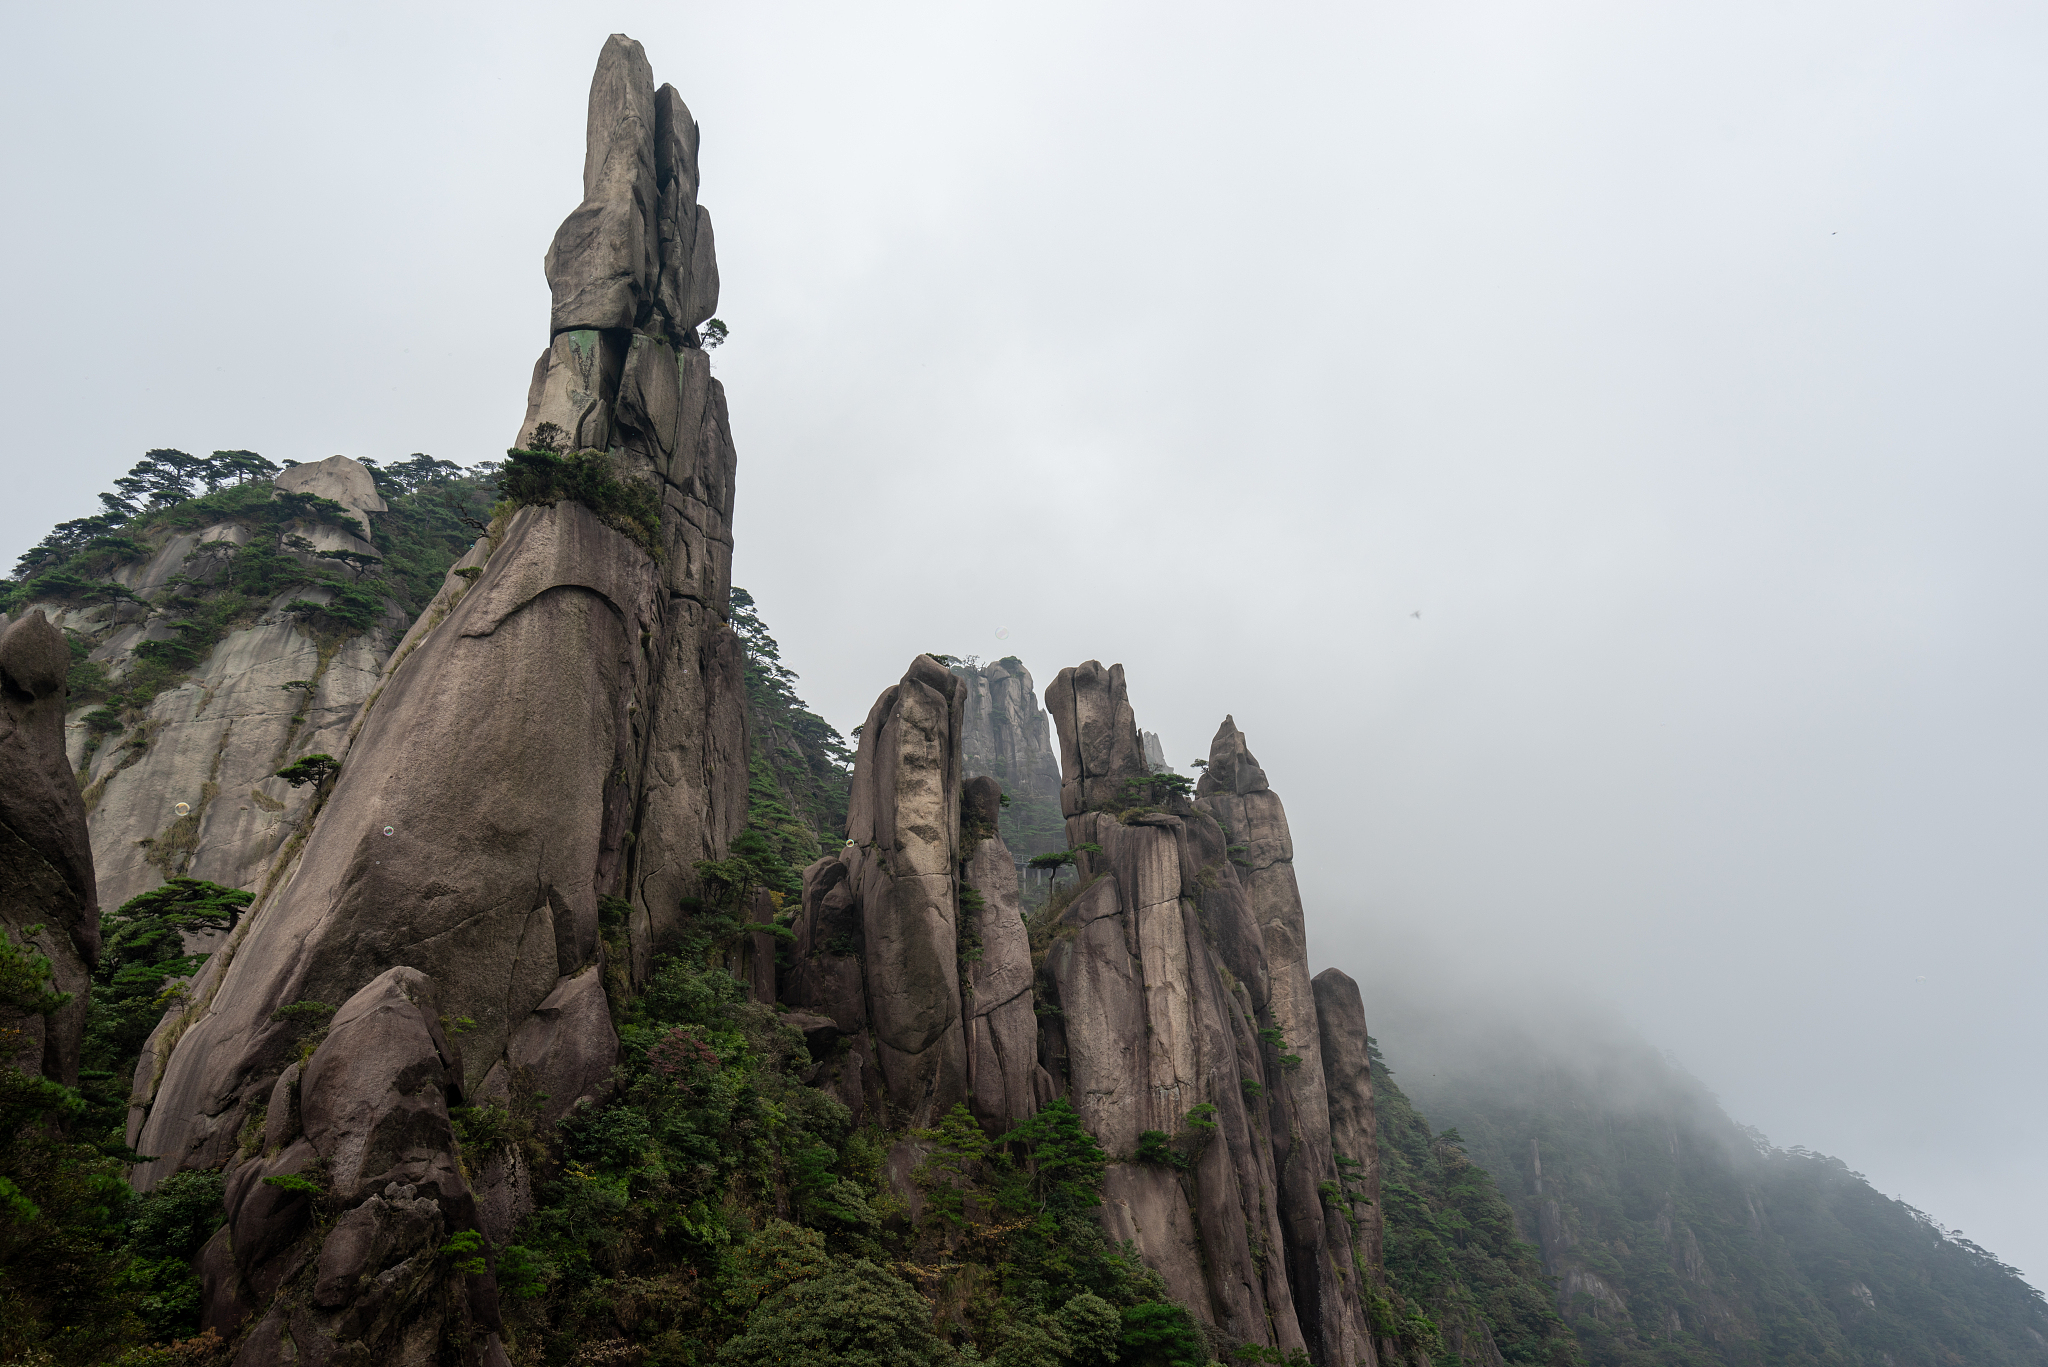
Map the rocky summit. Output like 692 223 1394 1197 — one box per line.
3 29 2043 1367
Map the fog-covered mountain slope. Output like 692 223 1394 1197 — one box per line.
1369 999 2048 1366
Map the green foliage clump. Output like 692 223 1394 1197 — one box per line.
497 444 661 554
731 587 853 849
718 1255 953 1366
88 879 251 1078
0 926 146 1364
499 936 1214 1365
273 753 339 788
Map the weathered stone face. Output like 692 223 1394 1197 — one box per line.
962 813 1039 1130
28 456 400 920
848 656 969 1125
0 610 98 1084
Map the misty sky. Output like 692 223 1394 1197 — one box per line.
7 0 2045 1289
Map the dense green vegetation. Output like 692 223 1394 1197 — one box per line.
1371 1040 1583 1367
4 446 494 725
495 910 1214 1366
498 426 662 554
1385 1014 2048 1367
0 893 245 1364
730 587 853 879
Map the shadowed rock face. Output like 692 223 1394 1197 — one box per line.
208 968 500 1365
1035 661 1379 1366
129 34 746 1365
0 611 99 1084
784 659 1039 1133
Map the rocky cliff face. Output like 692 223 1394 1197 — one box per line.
1035 661 1380 1366
8 456 407 920
123 34 748 1365
0 611 99 1085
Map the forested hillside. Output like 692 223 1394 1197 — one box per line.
1370 1040 1583 1367
1375 1006 2048 1366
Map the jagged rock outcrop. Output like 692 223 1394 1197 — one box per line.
784 656 1040 1133
0 611 98 1084
1034 661 1378 1366
952 656 1064 858
127 35 747 1364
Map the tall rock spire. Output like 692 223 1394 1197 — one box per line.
1199 715 1378 1367
1034 662 1380 1366
125 37 748 1365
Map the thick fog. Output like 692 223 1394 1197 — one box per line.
6 1 2044 1287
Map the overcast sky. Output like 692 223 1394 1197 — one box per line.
7 0 2044 1290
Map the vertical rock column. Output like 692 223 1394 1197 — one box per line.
1199 718 1377 1367
0 611 99 1085
784 657 1039 1133
1314 968 1384 1276
1039 661 1318 1360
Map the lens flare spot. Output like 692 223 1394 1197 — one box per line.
173 802 191 816
995 627 1010 640
382 825 394 837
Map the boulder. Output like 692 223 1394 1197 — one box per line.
299 968 467 1207
273 454 390 534
502 967 618 1126
0 610 97 1083
1043 660 1148 817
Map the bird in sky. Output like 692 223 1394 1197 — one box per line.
1410 611 1421 619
